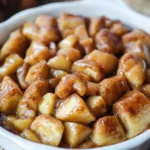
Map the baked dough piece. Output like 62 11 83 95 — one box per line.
91 116 126 146
99 76 129 106
117 53 147 88
0 76 22 113
17 80 49 118
85 50 118 74
86 96 107 117
71 59 104 82
30 114 64 146
64 122 92 148
113 90 150 139
55 93 95 124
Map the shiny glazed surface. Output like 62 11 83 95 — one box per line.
0 13 150 149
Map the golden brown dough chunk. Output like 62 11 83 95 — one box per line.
86 81 100 96
49 78 60 89
25 41 51 65
62 29 75 38
113 90 150 139
2 115 17 133
50 69 68 80
57 13 85 36
91 116 126 146
30 114 64 146
75 25 95 54
95 29 122 55
0 54 24 77
86 96 107 117
49 69 68 88
22 22 59 44
17 63 30 90
55 93 95 124
55 74 86 99
125 40 150 66
13 118 33 132
138 84 150 98
0 76 22 113
89 17 105 37
78 139 98 149
58 35 78 49
57 48 80 62
117 53 147 88
74 72 91 82
35 15 58 32
0 29 28 60
122 29 150 48
104 17 120 28
99 76 129 106
20 129 41 143
64 122 92 148
17 80 49 118
85 50 118 74
110 22 130 36
47 55 72 72
38 93 57 115
35 15 60 43
72 59 104 82
25 60 49 85
49 42 58 58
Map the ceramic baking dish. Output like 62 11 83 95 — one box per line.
0 0 150 149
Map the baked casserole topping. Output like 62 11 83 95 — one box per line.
0 13 150 148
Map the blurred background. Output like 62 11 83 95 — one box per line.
0 0 150 23
0 0 75 22
126 0 150 16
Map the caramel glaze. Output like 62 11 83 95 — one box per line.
0 13 150 149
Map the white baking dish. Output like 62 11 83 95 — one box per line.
0 0 150 149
